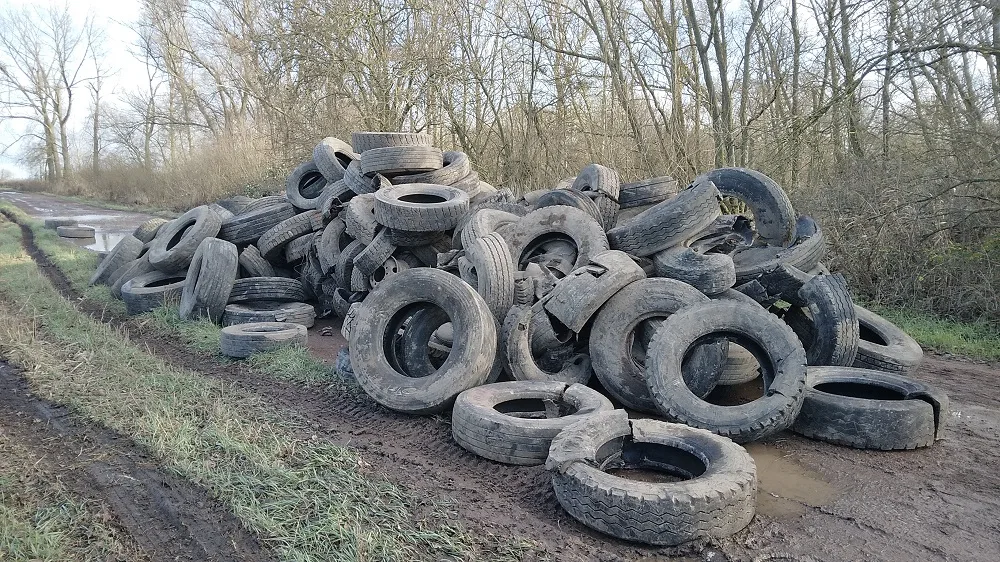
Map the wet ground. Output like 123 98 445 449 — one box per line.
0 191 160 252
3 191 1000 560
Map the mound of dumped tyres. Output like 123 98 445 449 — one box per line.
87 131 949 547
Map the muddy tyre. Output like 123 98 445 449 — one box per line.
349 268 497 414
607 180 721 257
533 189 603 225
852 305 923 374
452 381 614 465
222 301 316 327
718 345 760 386
121 271 187 315
373 183 470 231
316 218 347 274
43 218 77 229
360 146 443 176
391 151 470 186
344 194 379 244
546 410 757 546
646 300 807 443
257 211 323 262
697 167 796 247
544 250 645 333
56 225 95 238
782 274 860 366
502 305 591 385
109 252 156 298
179 237 239 323
502 206 609 272
90 234 144 286
792 367 947 449
148 206 223 273
220 322 308 358
466 232 516 321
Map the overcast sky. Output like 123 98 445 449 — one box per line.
0 0 145 179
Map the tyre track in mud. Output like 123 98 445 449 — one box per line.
8 215 695 561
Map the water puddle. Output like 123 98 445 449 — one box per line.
66 231 128 253
746 443 838 517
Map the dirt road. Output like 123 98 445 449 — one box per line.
3 191 1000 561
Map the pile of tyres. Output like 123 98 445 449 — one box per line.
87 131 949 547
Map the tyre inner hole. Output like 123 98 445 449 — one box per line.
144 277 185 288
386 303 451 378
814 381 907 401
859 323 889 346
494 398 577 419
243 325 290 333
300 171 327 198
399 193 447 204
686 334 772 407
602 439 708 484
165 222 194 251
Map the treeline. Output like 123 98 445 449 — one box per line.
1 0 997 324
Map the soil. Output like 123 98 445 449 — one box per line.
4 192 1000 561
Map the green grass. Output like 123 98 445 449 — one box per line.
0 216 529 561
865 303 1000 362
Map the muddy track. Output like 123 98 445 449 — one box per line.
0 360 275 562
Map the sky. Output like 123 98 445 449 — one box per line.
0 0 145 179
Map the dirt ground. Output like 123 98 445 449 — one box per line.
3 190 1000 561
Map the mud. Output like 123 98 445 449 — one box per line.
6 197 1000 561
0 360 275 562
0 191 160 252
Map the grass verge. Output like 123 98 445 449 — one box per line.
864 303 1000 362
0 215 530 561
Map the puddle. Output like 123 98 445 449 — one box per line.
746 443 837 517
66 231 128 253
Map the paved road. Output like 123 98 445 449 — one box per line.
0 190 160 252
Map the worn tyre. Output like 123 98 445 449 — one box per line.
218 202 297 246
90 234 144 286
222 300 316 327
238 245 275 278
220 322 308 359
43 218 77 229
646 300 808 443
132 218 169 243
466 232 516 321
852 305 923 374
56 225 95 238
148 206 223 273
373 183 469 231
351 131 432 153
502 305 591 385
653 246 736 296
109 252 156 298
360 146 443 176
229 277 307 303
391 151 470 186
571 164 621 230
502 206 609 272
121 271 187 315
344 194 379 244
792 367 947 449
543 250 645 333
178 237 238 323
257 210 323 262
618 176 678 209
546 410 757 546
349 268 497 414
313 137 357 182
452 381 614 465
782 274 859 366
607 180 721 257
285 159 329 210
533 189 602 225
698 167 796 247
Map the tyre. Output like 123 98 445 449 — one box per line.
502 305 591 385
179 237 239 323
731 215 826 283
792 366 948 449
121 271 187 315
237 196 288 215
148 206 223 273
333 240 365 290
646 300 808 443
218 202 297 246
360 146 443 176
283 232 317 263
466 232 515 321
257 210 323 262
222 300 316 327
571 163 621 230
313 137 357 182
618 176 678 209
781 273 859 366
533 189 602 225
543 250 645 333
56 225 95 238
697 167 796 247
344 194 379 244
351 131 432 153
343 160 390 195
652 246 736 296
390 151 470 185
398 306 450 378
452 381 614 465
852 304 923 374
238 245 275 278
316 218 347 274
589 278 722 412
718 345 761 386
229 277 307 303
458 208 520 251
43 218 76 229
546 410 757 546
285 159 329 210
109 252 156 299
215 195 253 215
386 228 448 248
206 203 235 222
373 183 470 231
220 322 308 358
501 206 609 272
89 234 144 286
349 268 497 414
352 229 396 283
607 180 721 257
132 218 169 243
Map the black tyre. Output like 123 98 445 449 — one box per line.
344 194 379 244
283 232 316 263
316 218 347 274
646 300 808 443
607 180 721 257
90 234 144 286
285 159 329 210
132 218 169 243
334 241 365 290
179 237 239 323
792 366 948 449
452 381 614 465
222 300 316 328
351 131 432 153
546 410 756 546
533 189 602 225
229 277 307 303
373 183 469 231
238 245 275 278
218 202 297 246
257 210 323 262
466 232 515 321
618 176 678 209
652 246 736 296
237 196 287 215
458 208 520 251
109 252 156 299
697 167 796 247
342 160 390 195
501 206 609 273
718 345 761 386
502 305 591 385
732 215 826 283
352 229 396 284
390 151 470 186
148 206 223 273
349 268 498 414
220 322 308 358
313 137 357 182
571 163 621 230
543 250 645 333
782 273 859 366
853 305 923 374
360 146 443 176
121 271 187 315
